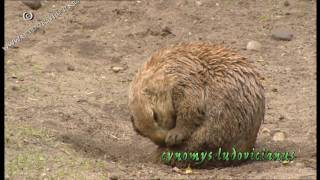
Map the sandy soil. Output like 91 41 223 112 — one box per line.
5 0 317 179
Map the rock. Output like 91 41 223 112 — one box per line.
111 66 124 73
246 41 262 51
272 131 286 142
271 28 294 41
22 0 42 10
284 0 290 6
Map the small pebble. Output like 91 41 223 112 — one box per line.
185 166 193 174
246 41 262 51
282 160 290 165
172 167 181 173
273 131 286 142
271 28 294 41
112 66 124 73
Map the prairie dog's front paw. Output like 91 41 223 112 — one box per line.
165 129 188 147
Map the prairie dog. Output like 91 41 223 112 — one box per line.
128 42 265 165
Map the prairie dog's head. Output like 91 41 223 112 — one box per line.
128 70 176 146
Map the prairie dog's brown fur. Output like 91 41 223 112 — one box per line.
128 42 265 166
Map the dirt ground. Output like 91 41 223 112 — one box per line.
4 0 317 179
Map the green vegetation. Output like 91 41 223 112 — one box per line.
5 122 109 179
